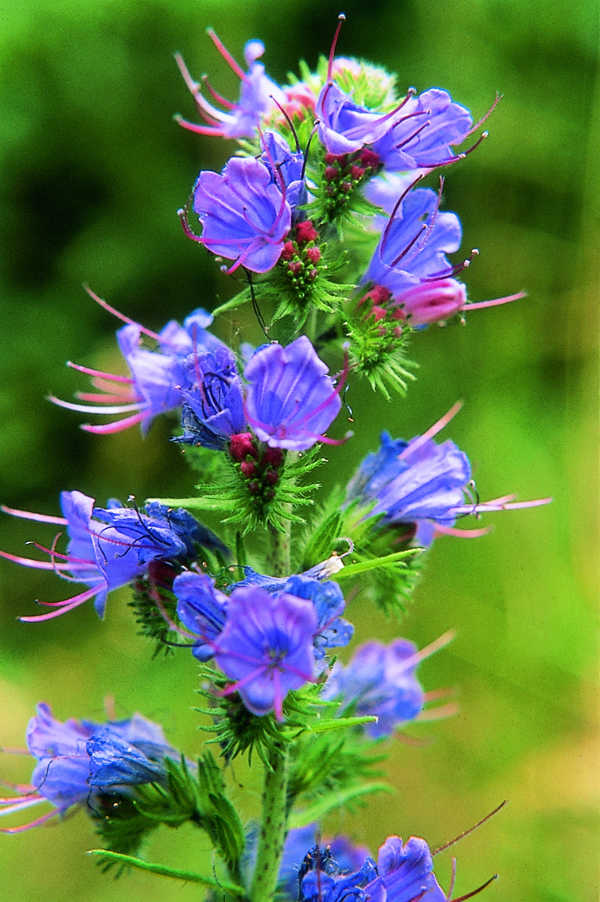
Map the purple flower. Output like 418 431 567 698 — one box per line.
172 347 246 450
230 568 353 661
173 571 228 661
323 640 425 739
346 404 551 546
260 130 307 212
1 704 174 833
244 336 344 451
190 155 292 274
363 187 462 301
360 180 525 326
371 89 473 171
300 843 378 902
367 836 445 902
176 33 286 140
0 491 219 621
214 586 317 719
316 82 401 156
51 291 225 434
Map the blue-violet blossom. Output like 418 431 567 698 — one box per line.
213 586 317 719
346 404 550 546
0 704 174 832
175 33 286 139
0 491 221 621
244 336 344 450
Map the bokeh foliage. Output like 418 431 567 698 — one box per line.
0 0 597 899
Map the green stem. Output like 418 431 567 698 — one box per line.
249 740 289 902
270 517 291 577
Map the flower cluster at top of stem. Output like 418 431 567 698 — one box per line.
1 13 551 902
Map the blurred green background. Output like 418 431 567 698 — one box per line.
0 0 597 899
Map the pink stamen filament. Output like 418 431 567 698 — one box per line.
399 400 463 459
390 222 429 268
218 664 269 696
465 92 502 138
327 13 346 83
207 27 246 80
83 285 164 343
202 75 236 109
75 391 139 403
1 810 59 834
466 290 526 311
434 524 492 539
446 858 458 901
450 875 498 902
0 505 66 525
432 801 507 855
67 361 134 384
48 396 145 416
81 411 148 434
173 52 200 96
423 687 455 703
0 550 80 571
395 629 456 675
379 174 425 258
175 116 226 137
0 797 46 817
395 119 431 150
417 701 459 721
427 131 489 168
451 496 552 516
20 585 104 622
147 584 198 642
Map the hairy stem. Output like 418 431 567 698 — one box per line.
249 739 289 901
270 516 292 577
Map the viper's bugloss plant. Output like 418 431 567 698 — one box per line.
1 12 551 901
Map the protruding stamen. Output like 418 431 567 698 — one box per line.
465 91 502 138
434 524 492 539
201 74 235 110
466 290 526 311
417 701 459 721
399 400 463 459
206 27 246 80
67 361 133 384
450 874 498 902
80 411 148 434
446 858 458 901
432 801 507 855
327 13 347 82
1 810 58 833
48 396 144 416
20 585 103 622
83 285 164 343
0 505 66 525
379 173 425 259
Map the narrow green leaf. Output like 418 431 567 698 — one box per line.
86 850 246 894
333 548 421 580
288 782 392 828
307 715 377 733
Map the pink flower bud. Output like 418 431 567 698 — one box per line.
395 278 467 325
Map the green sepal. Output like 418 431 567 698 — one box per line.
332 548 421 580
344 308 418 399
128 577 178 658
288 782 393 829
153 446 325 535
86 850 245 894
304 715 377 733
89 794 157 869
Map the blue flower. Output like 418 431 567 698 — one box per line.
371 89 473 171
345 423 471 547
171 347 246 450
0 492 221 621
214 586 317 719
260 130 307 213
367 836 445 902
191 156 292 273
176 34 286 140
244 336 343 451
173 571 228 661
51 296 225 435
1 704 175 832
323 640 425 738
363 187 462 301
230 568 353 661
299 843 378 902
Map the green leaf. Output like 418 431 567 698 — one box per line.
333 548 421 580
288 782 392 829
86 850 245 894
306 715 377 733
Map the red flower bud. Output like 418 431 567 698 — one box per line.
296 221 318 244
281 240 296 260
306 246 321 264
241 460 257 478
230 432 257 461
